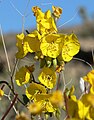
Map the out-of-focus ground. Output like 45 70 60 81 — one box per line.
0 7 94 120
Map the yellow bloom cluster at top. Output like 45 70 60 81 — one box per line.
16 6 80 62
14 6 80 118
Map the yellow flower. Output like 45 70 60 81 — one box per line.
28 101 44 115
52 6 62 18
45 101 55 112
33 91 63 113
62 33 80 62
35 94 55 113
32 6 41 16
26 82 46 99
83 70 94 94
16 33 27 58
77 100 90 119
40 34 64 58
32 6 44 21
68 95 90 119
0 89 4 100
25 30 41 52
28 99 55 115
50 90 64 107
15 66 31 86
79 93 94 119
32 7 57 36
33 93 62 113
16 31 41 59
38 67 56 89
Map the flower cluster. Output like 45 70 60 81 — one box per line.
14 6 80 119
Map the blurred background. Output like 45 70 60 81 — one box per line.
0 0 94 119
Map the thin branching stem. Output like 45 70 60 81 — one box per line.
9 0 23 16
56 72 61 90
0 81 25 106
41 2 52 6
10 59 19 90
58 8 79 28
4 93 19 114
0 24 11 73
64 91 70 119
0 25 15 90
62 71 66 92
73 57 93 70
1 94 18 120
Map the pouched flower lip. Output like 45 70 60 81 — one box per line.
26 82 47 100
38 67 57 89
15 66 31 86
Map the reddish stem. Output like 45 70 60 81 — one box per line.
64 91 70 119
1 94 18 120
56 73 61 90
1 84 5 90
